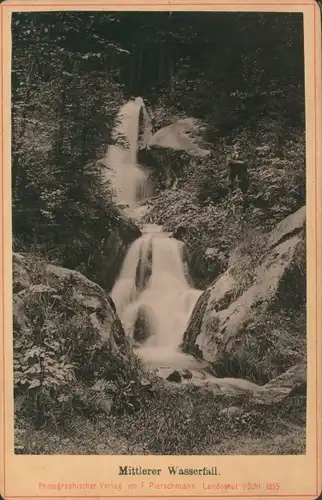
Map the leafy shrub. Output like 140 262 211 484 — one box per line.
13 257 146 430
12 14 131 291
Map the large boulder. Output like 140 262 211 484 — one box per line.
13 253 31 293
147 118 210 158
252 363 306 406
138 116 210 192
267 205 306 249
42 264 128 348
13 254 141 425
182 207 306 383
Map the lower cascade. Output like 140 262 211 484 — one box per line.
111 225 203 369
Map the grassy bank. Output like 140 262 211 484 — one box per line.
16 380 306 456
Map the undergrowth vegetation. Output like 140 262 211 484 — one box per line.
13 255 147 431
144 128 305 289
15 380 306 455
212 306 306 383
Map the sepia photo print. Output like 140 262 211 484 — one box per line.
12 11 307 456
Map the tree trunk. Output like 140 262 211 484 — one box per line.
16 56 35 143
129 47 136 90
56 88 66 158
168 52 175 95
136 45 143 88
158 44 165 84
12 54 35 194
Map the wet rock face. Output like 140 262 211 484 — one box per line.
182 206 306 384
138 146 187 191
133 305 154 342
172 225 190 240
92 217 142 292
181 290 210 359
166 370 182 383
135 241 153 292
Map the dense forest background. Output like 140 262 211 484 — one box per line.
12 11 305 289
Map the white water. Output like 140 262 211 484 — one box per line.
111 230 203 368
104 97 153 215
107 97 204 369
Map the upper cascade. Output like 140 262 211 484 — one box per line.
103 97 210 219
103 97 153 216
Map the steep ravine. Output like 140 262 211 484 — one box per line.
106 98 306 395
14 98 307 456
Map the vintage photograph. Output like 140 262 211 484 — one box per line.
12 11 306 456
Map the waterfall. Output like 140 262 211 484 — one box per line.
104 97 153 214
108 97 203 369
111 229 203 369
106 98 261 387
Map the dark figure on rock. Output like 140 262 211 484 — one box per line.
227 143 249 195
226 143 250 210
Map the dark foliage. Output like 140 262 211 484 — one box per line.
13 256 146 430
12 13 125 282
12 11 305 286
